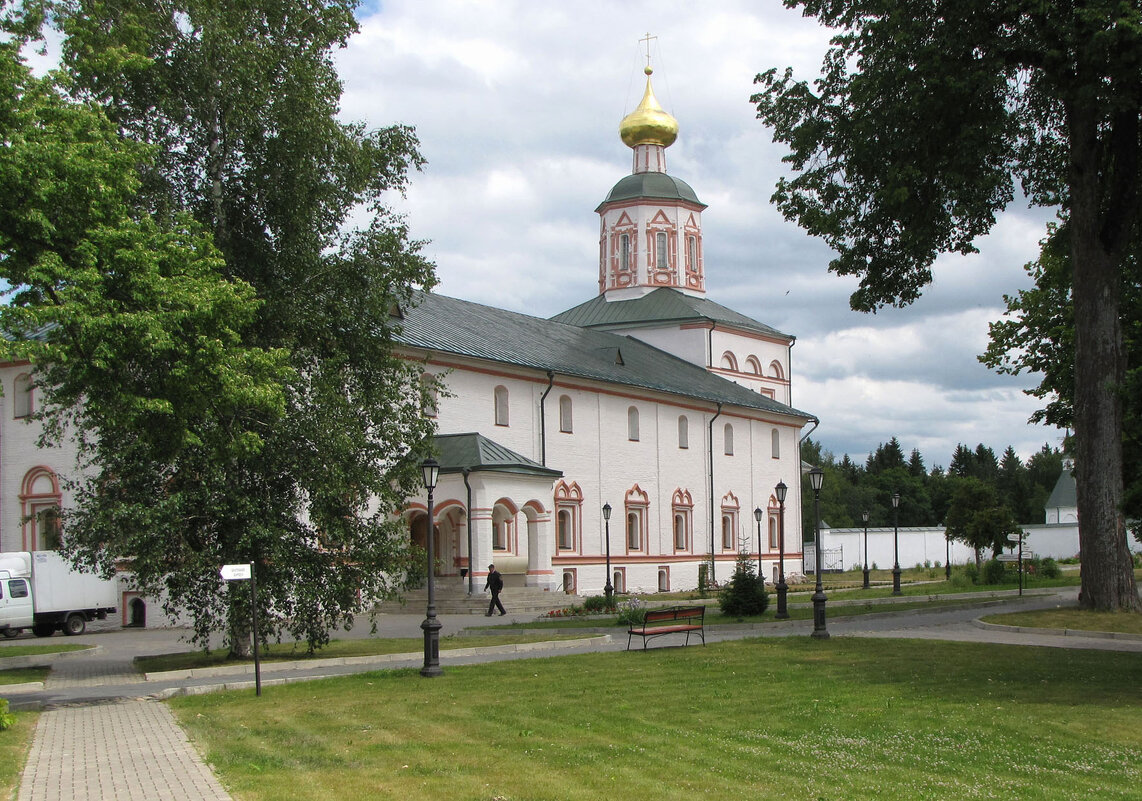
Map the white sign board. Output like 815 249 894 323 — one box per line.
220 563 252 581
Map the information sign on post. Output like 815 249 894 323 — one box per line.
219 561 262 696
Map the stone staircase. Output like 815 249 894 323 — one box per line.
375 579 575 616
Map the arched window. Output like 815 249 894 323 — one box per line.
769 360 785 380
13 373 33 418
724 423 734 456
656 231 668 270
677 415 688 449
492 503 515 551
720 351 738 371
620 233 632 271
625 485 648 552
627 406 640 441
771 428 781 459
769 515 779 550
627 512 641 550
721 492 740 552
554 481 582 552
420 372 438 418
559 395 573 433
687 236 698 272
745 356 762 375
494 385 509 426
20 467 61 550
557 509 573 550
671 489 693 552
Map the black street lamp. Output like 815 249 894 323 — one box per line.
809 467 828 639
861 510 870 589
945 528 952 580
420 457 443 678
602 503 613 604
891 492 902 596
753 507 764 580
775 481 789 620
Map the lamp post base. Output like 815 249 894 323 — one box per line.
604 582 614 608
776 579 789 619
420 615 443 678
892 566 902 596
810 588 829 639
862 567 870 590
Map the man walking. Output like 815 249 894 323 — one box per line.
484 563 506 616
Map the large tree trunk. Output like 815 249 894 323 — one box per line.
1067 101 1141 612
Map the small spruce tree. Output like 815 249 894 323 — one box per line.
718 554 769 617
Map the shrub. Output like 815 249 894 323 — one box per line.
581 594 616 613
0 698 14 731
718 555 769 618
1039 557 1061 579
616 597 646 627
961 563 980 585
983 558 1007 585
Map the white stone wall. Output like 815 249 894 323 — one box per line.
422 355 808 596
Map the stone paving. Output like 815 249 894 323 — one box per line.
4 587 1139 801
17 700 230 801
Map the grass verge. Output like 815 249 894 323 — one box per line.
0 643 89 659
0 667 49 686
171 637 1142 801
0 708 37 801
980 608 1142 635
137 633 590 674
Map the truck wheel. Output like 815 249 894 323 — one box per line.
32 623 54 637
1 628 19 638
63 614 87 636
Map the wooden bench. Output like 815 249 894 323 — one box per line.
627 605 706 650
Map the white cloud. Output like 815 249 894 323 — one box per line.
344 0 1063 466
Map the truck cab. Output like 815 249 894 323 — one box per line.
0 568 35 636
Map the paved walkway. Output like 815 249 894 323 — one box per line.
5 588 1139 801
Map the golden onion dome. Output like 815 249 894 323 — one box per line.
619 67 678 148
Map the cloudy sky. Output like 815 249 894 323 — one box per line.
340 0 1064 469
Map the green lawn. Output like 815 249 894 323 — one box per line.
0 643 90 659
0 667 49 686
171 638 1142 801
981 608 1142 635
137 633 593 673
0 708 37 801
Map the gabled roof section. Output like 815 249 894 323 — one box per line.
551 288 791 341
397 291 812 420
433 433 562 478
1045 466 1077 511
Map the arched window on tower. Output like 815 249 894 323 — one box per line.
620 234 632 271
771 428 781 459
627 406 640 441
724 423 734 456
677 415 689 449
656 231 668 270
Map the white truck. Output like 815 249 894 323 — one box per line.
0 551 118 637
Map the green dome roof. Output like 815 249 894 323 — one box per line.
597 172 706 210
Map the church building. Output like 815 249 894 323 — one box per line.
398 65 817 596
0 64 817 611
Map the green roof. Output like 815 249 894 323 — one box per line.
1045 467 1077 510
433 433 562 477
397 291 812 420
551 288 792 341
596 173 705 210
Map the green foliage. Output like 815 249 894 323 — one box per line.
0 698 14 731
944 478 1021 561
3 1 437 653
581 595 616 614
697 563 711 598
753 0 1140 611
615 597 646 627
1038 558 1061 579
718 555 769 618
982 559 1007 585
